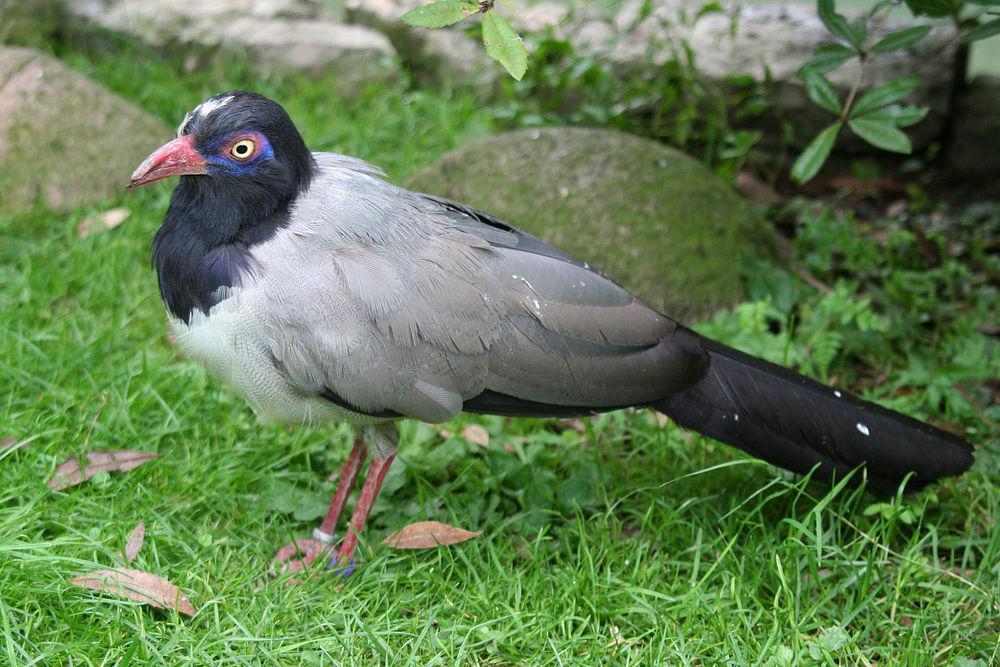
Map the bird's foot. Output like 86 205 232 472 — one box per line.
329 556 357 577
271 529 337 574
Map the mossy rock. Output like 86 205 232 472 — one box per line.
0 47 171 213
406 127 780 322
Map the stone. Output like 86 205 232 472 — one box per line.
683 4 956 149
345 0 497 91
947 76 1000 179
212 18 399 94
593 1 957 149
67 0 400 92
412 29 497 89
0 47 171 213
405 127 780 321
72 0 320 44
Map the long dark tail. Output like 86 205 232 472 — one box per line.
656 328 975 493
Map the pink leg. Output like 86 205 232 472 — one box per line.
335 452 396 566
273 437 367 572
318 437 367 536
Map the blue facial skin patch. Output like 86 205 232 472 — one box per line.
203 130 276 177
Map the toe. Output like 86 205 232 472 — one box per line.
272 538 333 573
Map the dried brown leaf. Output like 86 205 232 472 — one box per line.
77 207 131 238
607 624 626 648
461 424 490 448
49 450 160 491
124 522 145 562
70 568 196 616
383 521 481 549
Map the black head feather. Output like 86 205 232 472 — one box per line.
151 91 315 322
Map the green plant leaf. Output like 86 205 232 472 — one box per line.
799 43 856 74
818 0 862 48
965 0 1000 4
863 103 928 128
872 25 932 53
801 70 841 114
791 122 842 183
482 11 528 80
849 117 912 153
904 0 959 16
400 1 478 28
850 76 920 116
846 16 868 48
961 17 1000 43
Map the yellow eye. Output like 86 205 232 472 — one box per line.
230 139 255 160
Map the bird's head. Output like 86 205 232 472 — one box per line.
129 91 314 198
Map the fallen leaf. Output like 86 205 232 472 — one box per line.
77 207 131 238
70 568 196 616
383 521 481 549
49 450 160 491
461 424 489 448
124 522 145 563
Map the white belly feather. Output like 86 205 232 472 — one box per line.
169 299 355 425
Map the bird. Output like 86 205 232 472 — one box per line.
128 91 974 573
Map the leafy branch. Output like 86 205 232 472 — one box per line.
401 1 528 80
792 0 1000 184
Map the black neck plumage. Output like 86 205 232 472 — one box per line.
151 174 297 323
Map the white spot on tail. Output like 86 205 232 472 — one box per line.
834 390 842 398
856 422 870 436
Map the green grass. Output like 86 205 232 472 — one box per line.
1 46 998 665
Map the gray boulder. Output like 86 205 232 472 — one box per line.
405 127 780 321
212 18 399 94
68 0 400 93
0 47 170 213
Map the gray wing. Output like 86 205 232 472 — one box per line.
250 154 706 423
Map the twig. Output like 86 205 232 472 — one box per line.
794 264 834 293
839 4 898 124
82 395 109 448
